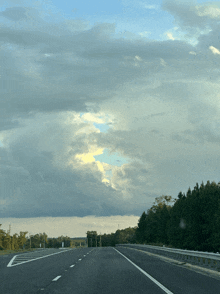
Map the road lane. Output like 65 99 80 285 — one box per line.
114 248 173 294
1 246 220 293
116 246 220 294
42 247 172 294
0 248 91 294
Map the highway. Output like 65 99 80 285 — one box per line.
0 246 220 293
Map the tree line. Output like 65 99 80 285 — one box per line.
135 180 220 252
86 227 136 247
0 227 28 250
88 180 220 253
0 228 85 250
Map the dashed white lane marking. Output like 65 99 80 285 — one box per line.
52 276 61 281
70 265 75 268
114 248 174 294
78 258 82 261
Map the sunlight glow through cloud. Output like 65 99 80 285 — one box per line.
75 148 104 164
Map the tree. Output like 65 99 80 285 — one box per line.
11 233 19 250
167 181 220 251
167 192 188 248
141 195 174 244
17 232 28 249
101 233 116 247
2 232 11 250
0 225 4 250
27 233 47 248
135 212 147 243
86 231 98 247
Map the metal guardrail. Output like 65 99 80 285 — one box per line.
116 244 220 272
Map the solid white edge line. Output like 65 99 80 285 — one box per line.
7 249 73 267
114 248 174 294
52 275 61 281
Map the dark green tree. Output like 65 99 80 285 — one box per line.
135 212 147 243
86 231 98 247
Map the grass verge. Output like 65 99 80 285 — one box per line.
0 248 40 256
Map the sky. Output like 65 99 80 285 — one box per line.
1 0 220 237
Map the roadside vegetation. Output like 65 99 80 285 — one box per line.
0 227 86 255
0 248 40 256
88 180 220 253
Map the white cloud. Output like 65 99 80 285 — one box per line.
209 46 220 55
134 55 142 61
160 58 167 66
196 5 220 19
74 146 110 182
166 32 175 40
81 113 105 124
162 1 220 32
144 5 159 10
139 31 151 37
121 0 159 10
189 51 197 55
75 147 104 164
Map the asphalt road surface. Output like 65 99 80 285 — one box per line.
0 246 220 293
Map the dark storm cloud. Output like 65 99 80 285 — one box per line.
1 0 220 219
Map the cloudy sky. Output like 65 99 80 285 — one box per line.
1 0 220 237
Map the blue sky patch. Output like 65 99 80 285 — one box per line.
94 149 129 167
93 123 110 133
